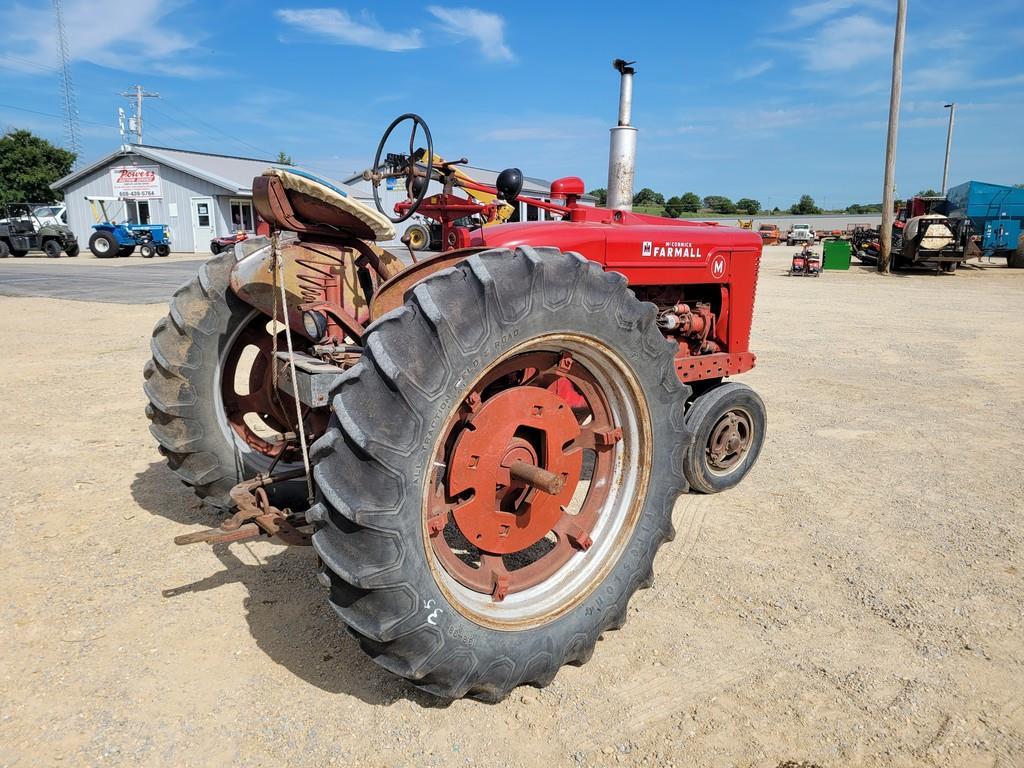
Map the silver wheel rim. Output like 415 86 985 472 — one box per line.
424 334 652 630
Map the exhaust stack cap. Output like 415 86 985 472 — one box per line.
607 58 638 212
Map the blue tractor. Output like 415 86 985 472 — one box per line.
85 196 172 258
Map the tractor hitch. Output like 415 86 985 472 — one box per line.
174 469 312 547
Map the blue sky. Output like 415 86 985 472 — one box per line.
1 0 1022 208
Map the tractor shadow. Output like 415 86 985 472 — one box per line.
130 460 448 709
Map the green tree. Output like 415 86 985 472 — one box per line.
633 187 664 207
845 202 883 214
0 129 75 205
917 188 940 197
588 187 607 206
703 195 736 214
664 196 684 218
789 194 822 215
736 197 761 214
680 192 701 211
277 150 294 165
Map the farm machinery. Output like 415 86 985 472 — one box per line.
789 245 821 276
85 196 171 258
853 196 969 273
0 203 79 258
145 60 767 701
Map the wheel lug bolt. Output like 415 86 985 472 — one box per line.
426 514 446 536
565 523 593 551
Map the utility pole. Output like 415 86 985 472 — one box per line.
879 0 907 275
119 84 159 144
941 102 956 194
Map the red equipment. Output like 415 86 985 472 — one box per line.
377 154 761 385
147 58 769 703
790 245 820 276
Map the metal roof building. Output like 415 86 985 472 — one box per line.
50 145 314 253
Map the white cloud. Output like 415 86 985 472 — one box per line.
1 0 198 76
784 0 888 29
427 6 513 62
478 115 603 142
275 8 423 52
803 15 891 71
734 60 774 80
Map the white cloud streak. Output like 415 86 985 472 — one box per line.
1 0 199 76
801 15 890 71
734 60 774 80
427 6 514 62
275 8 423 52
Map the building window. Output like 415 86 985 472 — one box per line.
126 200 150 224
230 199 255 232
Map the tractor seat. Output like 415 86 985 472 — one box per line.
253 168 396 242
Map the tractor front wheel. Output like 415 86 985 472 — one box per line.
156 244 170 257
309 246 691 700
89 231 119 258
683 382 765 494
140 244 156 258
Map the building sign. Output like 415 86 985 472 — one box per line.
110 165 162 199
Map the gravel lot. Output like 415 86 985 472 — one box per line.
1 246 1021 767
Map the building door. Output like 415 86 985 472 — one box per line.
191 197 215 253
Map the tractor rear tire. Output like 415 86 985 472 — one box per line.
43 239 62 258
1009 235 1024 268
143 250 307 510
309 246 691 701
683 382 766 494
89 231 119 258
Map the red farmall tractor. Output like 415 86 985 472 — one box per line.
145 61 766 700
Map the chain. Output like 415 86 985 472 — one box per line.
270 231 315 503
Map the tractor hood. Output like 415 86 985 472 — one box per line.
471 213 762 286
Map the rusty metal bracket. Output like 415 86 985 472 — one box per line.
174 469 313 547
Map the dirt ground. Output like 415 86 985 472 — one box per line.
1 247 1022 767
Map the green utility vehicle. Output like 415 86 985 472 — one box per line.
0 203 79 258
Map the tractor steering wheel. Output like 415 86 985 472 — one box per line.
371 113 434 224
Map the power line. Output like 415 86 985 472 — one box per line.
0 101 109 127
159 101 277 158
0 53 63 75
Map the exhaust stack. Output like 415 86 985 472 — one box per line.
606 59 637 211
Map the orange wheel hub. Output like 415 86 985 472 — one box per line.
447 386 582 554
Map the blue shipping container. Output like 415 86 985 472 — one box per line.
944 180 1024 254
